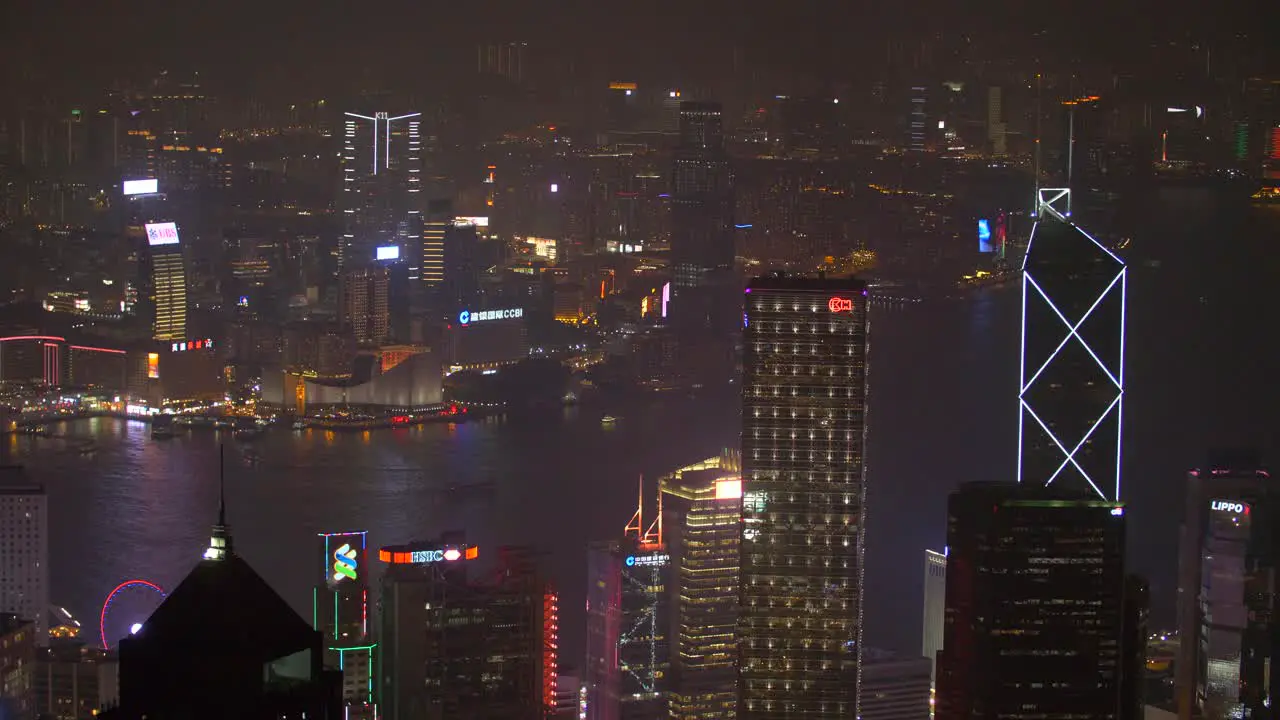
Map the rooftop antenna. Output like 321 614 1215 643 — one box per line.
204 444 232 561
624 474 644 540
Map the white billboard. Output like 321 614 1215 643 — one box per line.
144 222 180 246
375 245 400 260
453 216 490 228
123 179 159 195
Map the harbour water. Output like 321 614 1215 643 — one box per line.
7 187 1279 659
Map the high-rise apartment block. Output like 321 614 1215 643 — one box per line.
1018 191 1126 500
661 451 742 720
1175 452 1276 720
935 482 1140 720
0 614 36 718
739 274 870 718
0 467 49 640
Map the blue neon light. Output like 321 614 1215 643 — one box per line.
459 310 470 325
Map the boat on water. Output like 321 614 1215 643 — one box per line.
601 415 619 426
232 417 264 440
1251 185 1280 204
291 420 308 431
151 415 177 440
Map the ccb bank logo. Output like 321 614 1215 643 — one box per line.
333 543 358 582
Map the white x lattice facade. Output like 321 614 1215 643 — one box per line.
1017 190 1126 501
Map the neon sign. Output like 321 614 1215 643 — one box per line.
828 297 853 313
144 222 179 246
411 548 463 563
170 339 214 352
626 553 670 567
1211 500 1247 514
458 307 524 325
333 543 358 582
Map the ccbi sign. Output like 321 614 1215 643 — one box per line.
1211 500 1247 514
459 308 523 325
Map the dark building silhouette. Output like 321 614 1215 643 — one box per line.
380 539 557 720
104 486 341 719
935 482 1133 720
670 101 736 382
739 275 870 719
1018 204 1126 501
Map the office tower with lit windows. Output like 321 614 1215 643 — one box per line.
380 538 556 720
339 111 424 271
0 467 49 641
142 221 187 342
420 199 451 295
313 531 375 720
935 482 1130 720
341 266 391 346
1175 452 1276 720
0 614 36 718
921 550 946 685
660 451 742 720
1018 190 1126 501
585 488 671 720
739 274 870 719
670 101 735 380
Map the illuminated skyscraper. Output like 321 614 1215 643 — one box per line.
584 485 671 720
1018 189 1126 501
313 531 375 720
739 274 870 719
420 199 451 291
1175 452 1276 720
921 550 946 685
661 452 741 720
340 266 391 345
142 221 187 342
339 111 423 271
935 482 1129 720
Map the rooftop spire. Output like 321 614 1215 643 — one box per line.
204 445 232 561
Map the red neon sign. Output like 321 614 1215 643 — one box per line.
828 297 853 313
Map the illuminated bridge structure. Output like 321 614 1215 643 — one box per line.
1018 188 1127 501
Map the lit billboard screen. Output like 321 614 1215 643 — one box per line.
321 531 368 588
375 245 400 260
122 179 158 195
146 353 159 379
978 218 993 253
453 216 490 228
144 222 179 246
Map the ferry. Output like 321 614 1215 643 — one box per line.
151 415 177 440
232 417 264 440
1251 185 1280 204
291 420 308 431
601 415 619 426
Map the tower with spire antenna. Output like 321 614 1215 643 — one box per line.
584 476 672 720
203 445 232 561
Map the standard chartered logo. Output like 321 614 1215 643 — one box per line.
333 543 358 582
